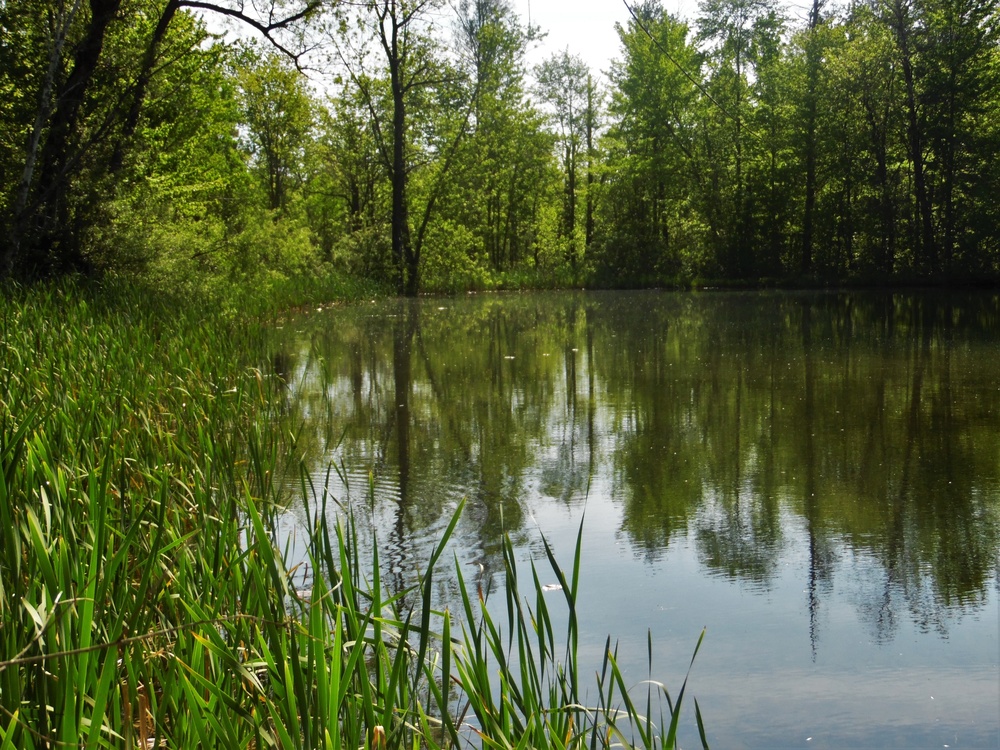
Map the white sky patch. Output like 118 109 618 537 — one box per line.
512 0 702 79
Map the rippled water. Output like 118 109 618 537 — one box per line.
272 290 1000 748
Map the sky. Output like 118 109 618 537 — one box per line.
512 0 701 78
204 0 704 86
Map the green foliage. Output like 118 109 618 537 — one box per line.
3 0 1000 290
596 6 703 282
232 42 315 214
446 0 560 281
534 51 599 273
420 218 497 293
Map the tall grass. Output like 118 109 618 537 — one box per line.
0 279 707 749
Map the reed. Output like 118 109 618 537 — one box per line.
0 279 706 749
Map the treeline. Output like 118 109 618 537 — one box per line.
1 0 998 294
601 0 1000 285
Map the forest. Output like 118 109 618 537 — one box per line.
1 0 999 295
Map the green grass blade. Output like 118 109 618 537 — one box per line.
695 697 711 749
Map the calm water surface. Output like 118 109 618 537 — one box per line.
272 290 1000 749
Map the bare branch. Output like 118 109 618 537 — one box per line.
178 0 323 64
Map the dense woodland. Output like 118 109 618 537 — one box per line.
2 0 999 294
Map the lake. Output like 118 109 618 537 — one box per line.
271 290 1000 748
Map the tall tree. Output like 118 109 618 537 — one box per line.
882 0 936 273
583 72 602 252
600 1 701 281
745 4 789 276
535 49 593 271
306 85 388 269
340 0 474 295
697 0 781 276
916 0 1000 274
798 0 825 275
450 0 552 276
234 43 314 214
826 6 901 275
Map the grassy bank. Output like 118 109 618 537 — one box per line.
0 279 705 749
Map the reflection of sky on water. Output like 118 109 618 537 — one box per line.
528 501 999 748
278 470 1000 747
273 291 1000 748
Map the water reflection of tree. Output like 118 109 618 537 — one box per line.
850 296 1000 640
274 291 1000 645
791 295 998 639
799 300 836 659
387 299 418 597
539 300 599 505
692 299 783 587
600 296 705 556
277 295 594 597
597 291 1000 641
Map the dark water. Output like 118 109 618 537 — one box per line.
272 290 1000 748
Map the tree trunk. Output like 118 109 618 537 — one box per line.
867 107 896 275
110 0 180 173
891 0 936 273
14 0 123 277
376 1 418 296
801 0 823 275
386 17 414 295
585 76 597 251
564 145 576 269
3 0 85 280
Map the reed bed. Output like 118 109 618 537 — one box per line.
0 279 706 749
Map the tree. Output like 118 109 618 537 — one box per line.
372 0 428 295
535 50 594 272
743 4 790 276
0 0 323 281
304 85 388 270
696 0 782 277
820 7 900 275
915 0 1000 274
582 72 602 251
457 0 534 120
798 0 826 274
881 0 937 273
447 0 553 277
599 1 701 281
234 43 314 214
337 0 475 295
